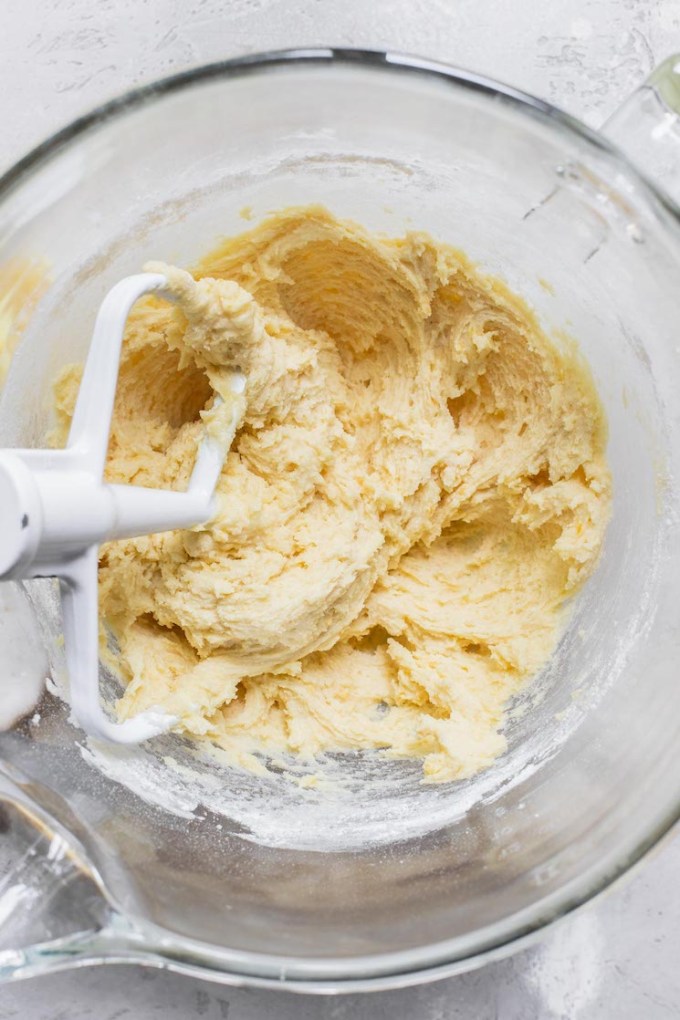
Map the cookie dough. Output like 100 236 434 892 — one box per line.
54 207 610 781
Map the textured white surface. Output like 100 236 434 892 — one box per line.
1 0 679 1016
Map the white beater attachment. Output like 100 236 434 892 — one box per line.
0 274 242 743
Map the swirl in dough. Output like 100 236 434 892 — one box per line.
54 207 610 781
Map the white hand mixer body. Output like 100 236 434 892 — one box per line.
0 274 243 743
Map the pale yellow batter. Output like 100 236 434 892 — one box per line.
54 207 610 782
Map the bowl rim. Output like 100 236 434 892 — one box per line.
1 47 678 989
1 46 679 222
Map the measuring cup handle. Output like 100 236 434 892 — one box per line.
601 54 680 209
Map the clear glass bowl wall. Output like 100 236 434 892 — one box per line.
0 58 678 981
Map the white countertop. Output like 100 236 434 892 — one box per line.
1 0 679 1016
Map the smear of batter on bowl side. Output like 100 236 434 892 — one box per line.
53 206 611 782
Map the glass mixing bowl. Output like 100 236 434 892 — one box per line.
0 49 679 992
